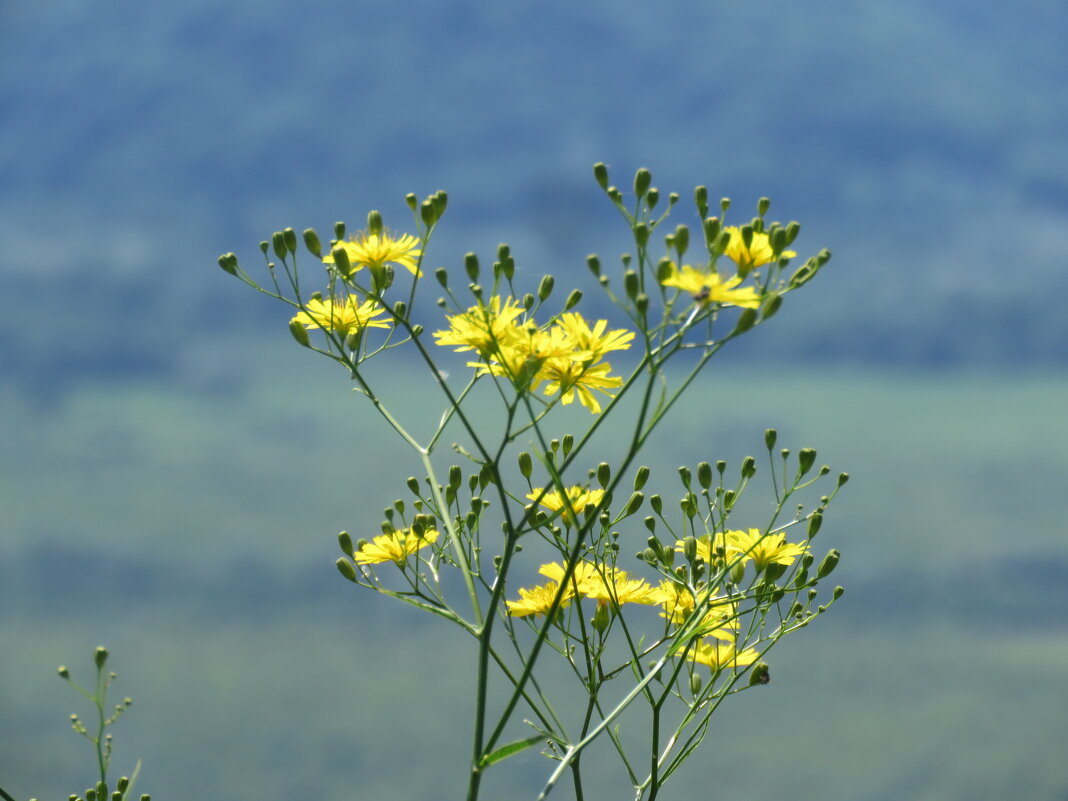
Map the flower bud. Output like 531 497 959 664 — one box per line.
833 585 845 600
623 491 644 516
641 547 659 564
564 288 583 311
330 245 351 276
680 492 697 519
338 531 355 556
677 465 692 488
633 167 652 198
217 252 238 275
433 267 449 289
798 448 817 477
655 257 674 285
838 472 850 487
333 221 347 241
643 515 656 534
432 190 448 217
301 228 322 258
464 252 480 282
757 196 771 217
94 646 108 669
817 549 840 578
336 557 358 583
633 222 650 248
596 462 611 488
259 240 270 255
620 269 640 300
730 560 746 586
732 308 757 335
682 536 698 563
283 227 298 254
635 293 650 314
592 600 611 632
749 661 770 685
58 665 70 678
116 778 129 794
650 494 663 514
518 452 533 478
696 461 712 490
271 231 288 260
592 162 609 190
586 254 601 276
761 294 782 320
764 562 787 582
694 185 709 218
741 456 757 478
367 210 383 236
690 672 703 695
808 512 823 538
537 274 555 301
420 200 436 227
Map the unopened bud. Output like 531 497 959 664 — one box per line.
650 494 662 514
94 647 108 669
838 472 850 487
690 671 703 695
564 288 583 311
646 187 659 208
434 266 448 288
677 465 692 488
633 167 652 198
464 252 479 282
587 254 601 276
833 585 845 600
623 269 640 300
336 558 358 583
271 231 288 260
338 531 354 556
741 456 757 478
537 274 555 301
217 252 238 275
518 452 533 479
694 186 709 218
730 560 746 586
682 536 698 563
798 448 817 477
817 549 840 578
808 512 823 538
732 308 758 335
696 461 712 489
623 491 644 516
420 200 436 227
282 227 297 254
593 162 609 190
592 600 611 632
761 294 782 320
301 228 322 258
330 245 351 276
749 661 770 685
367 210 383 236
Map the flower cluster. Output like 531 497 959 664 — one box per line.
434 302 634 413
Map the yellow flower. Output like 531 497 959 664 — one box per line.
527 486 606 524
722 226 795 272
538 561 657 608
553 312 634 360
654 581 737 641
324 231 422 277
538 560 603 591
433 296 526 356
506 581 572 617
536 358 623 414
725 528 808 571
660 264 762 309
675 533 728 565
291 295 392 337
352 526 439 566
688 640 759 671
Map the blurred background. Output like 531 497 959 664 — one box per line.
2 0 1067 799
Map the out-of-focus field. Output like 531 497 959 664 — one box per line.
3 359 1067 801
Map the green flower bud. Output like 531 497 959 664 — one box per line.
448 465 462 490
434 267 449 288
330 245 351 276
696 461 712 490
838 472 850 487
537 274 555 301
808 512 823 538
217 252 238 275
464 252 480 282
561 434 574 456
420 200 436 227
633 167 652 198
336 557 358 583
96 782 107 799
607 185 622 203
344 330 363 352
338 531 354 556
301 228 322 258
723 489 736 510
677 465 692 488
764 562 788 582
282 227 298 254
749 661 770 685
393 300 407 320
732 308 758 335
94 646 108 669
332 221 346 241
641 547 659 564
592 600 611 632
690 671 703 695
833 585 845 600
624 491 644 516
798 448 817 477
622 269 640 300
741 456 757 478
646 187 659 209
730 560 746 586
116 778 129 794
633 222 650 248
761 294 783 320
682 536 698 563
680 492 697 519
593 162 609 190
259 240 270 255
757 196 771 217
518 452 533 478
784 220 801 245
587 254 601 276
596 462 611 488
271 231 288 260
432 190 448 217
817 549 840 578
635 293 649 314
367 210 383 236
655 257 674 284
564 288 583 311
650 494 663 514
694 186 709 218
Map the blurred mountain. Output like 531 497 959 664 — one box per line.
2 0 1067 396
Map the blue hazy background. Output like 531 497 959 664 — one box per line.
3 1 1068 799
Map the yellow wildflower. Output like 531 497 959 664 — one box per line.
324 231 422 277
725 528 808 571
536 358 622 414
722 226 796 272
654 581 737 640
553 312 634 360
506 581 572 617
675 533 729 565
352 526 439 566
537 561 657 608
660 264 762 309
538 560 603 592
291 295 392 337
688 640 760 671
527 486 606 524
433 296 525 356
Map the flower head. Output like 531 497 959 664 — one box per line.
352 526 439 566
325 231 422 277
688 640 759 671
538 561 658 608
527 486 606 524
725 528 808 571
537 358 623 414
506 581 572 617
722 226 795 272
660 264 762 309
291 295 392 337
434 296 526 356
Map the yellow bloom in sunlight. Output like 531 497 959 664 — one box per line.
538 560 603 592
659 264 762 309
352 526 439 566
675 533 728 566
654 581 737 641
688 640 760 671
290 295 392 337
538 561 657 608
536 358 623 414
324 231 423 277
434 296 525 356
506 581 572 617
722 226 795 272
725 528 808 571
553 312 635 360
527 486 606 524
